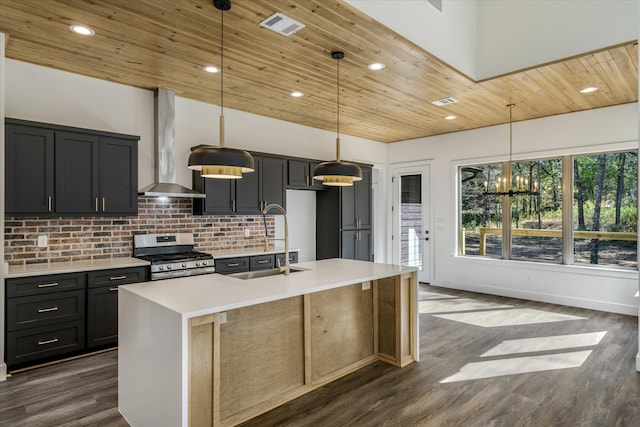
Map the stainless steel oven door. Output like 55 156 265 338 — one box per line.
150 266 216 281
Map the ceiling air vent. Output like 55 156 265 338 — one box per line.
431 97 458 106
259 12 305 36
427 0 443 12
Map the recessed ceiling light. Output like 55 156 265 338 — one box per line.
580 86 598 94
368 63 385 71
290 91 304 97
203 66 220 73
69 25 95 36
444 115 457 120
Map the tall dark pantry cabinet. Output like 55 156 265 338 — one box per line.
316 165 373 261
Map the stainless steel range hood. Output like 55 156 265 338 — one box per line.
138 88 205 198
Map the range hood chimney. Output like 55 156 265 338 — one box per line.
138 88 205 198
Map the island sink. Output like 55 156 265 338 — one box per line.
228 266 308 280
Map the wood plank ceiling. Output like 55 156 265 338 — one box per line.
0 0 637 143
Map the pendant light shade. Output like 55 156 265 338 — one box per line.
313 51 362 187
187 0 254 179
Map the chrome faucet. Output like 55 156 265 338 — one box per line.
262 203 290 276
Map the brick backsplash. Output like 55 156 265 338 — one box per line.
4 197 275 266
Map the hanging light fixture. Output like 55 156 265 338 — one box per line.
483 104 539 197
188 0 254 179
313 51 362 187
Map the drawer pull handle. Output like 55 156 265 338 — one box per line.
37 306 59 313
48 195 52 212
38 338 59 346
37 282 59 288
109 287 119 292
110 275 127 280
227 263 240 267
257 260 269 264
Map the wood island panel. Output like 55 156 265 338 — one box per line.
377 276 397 361
309 283 374 382
219 296 305 421
188 313 220 427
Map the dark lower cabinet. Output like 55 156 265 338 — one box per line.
86 267 148 349
215 251 299 275
5 266 148 369
341 229 372 262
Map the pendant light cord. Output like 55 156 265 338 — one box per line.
220 6 224 117
336 56 340 139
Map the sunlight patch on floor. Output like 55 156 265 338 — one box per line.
420 291 459 300
480 331 607 357
420 298 512 314
440 351 593 383
433 308 585 327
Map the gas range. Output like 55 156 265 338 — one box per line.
133 233 215 280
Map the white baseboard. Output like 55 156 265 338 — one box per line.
636 353 640 372
433 280 638 316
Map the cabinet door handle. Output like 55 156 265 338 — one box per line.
38 338 59 346
357 231 361 241
257 259 269 264
227 263 240 267
37 282 59 288
95 197 99 212
48 196 52 212
37 306 59 313
306 175 309 186
232 200 236 212
109 275 127 280
102 197 106 212
109 287 119 292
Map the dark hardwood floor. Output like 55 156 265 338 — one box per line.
1 285 638 427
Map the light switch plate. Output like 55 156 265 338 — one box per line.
244 228 250 238
362 281 371 291
219 312 227 324
37 235 48 247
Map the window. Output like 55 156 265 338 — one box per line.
573 151 637 269
459 150 637 270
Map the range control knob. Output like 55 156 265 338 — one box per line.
202 260 208 265
159 266 164 271
167 265 172 270
182 263 187 268
195 262 201 267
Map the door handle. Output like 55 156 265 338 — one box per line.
95 197 99 212
102 197 106 212
48 196 52 212
109 275 127 280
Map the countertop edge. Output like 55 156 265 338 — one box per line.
5 257 151 278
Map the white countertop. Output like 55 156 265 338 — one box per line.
121 259 416 318
210 247 299 259
6 257 150 278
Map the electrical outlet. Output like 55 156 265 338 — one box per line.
37 235 48 247
219 312 227 324
362 281 371 291
244 228 250 238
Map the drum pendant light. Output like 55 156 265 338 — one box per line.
313 51 362 186
188 0 254 179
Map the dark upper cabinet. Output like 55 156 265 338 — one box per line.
235 156 262 214
193 154 286 215
55 132 100 214
99 137 138 214
5 123 55 214
261 156 287 208
288 159 325 190
316 165 373 262
5 119 139 216
341 167 372 230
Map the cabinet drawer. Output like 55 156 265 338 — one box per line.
250 254 276 271
87 266 148 288
276 251 299 266
7 290 85 332
215 257 250 274
6 273 85 298
6 320 85 367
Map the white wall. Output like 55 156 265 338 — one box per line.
345 0 478 78
476 0 639 79
389 103 639 315
6 59 388 192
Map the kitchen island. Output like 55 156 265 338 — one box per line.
118 258 418 427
